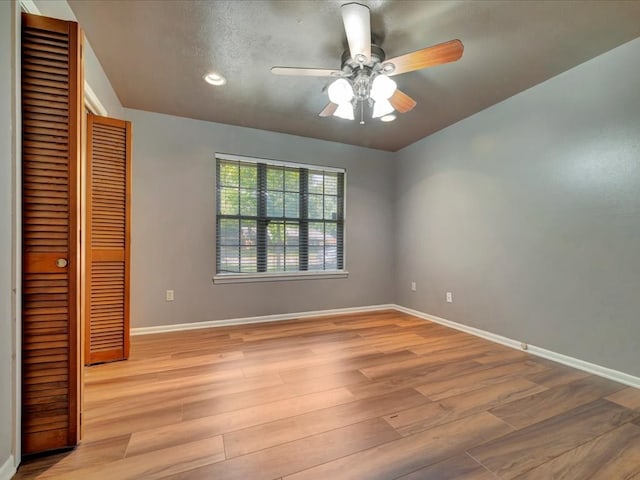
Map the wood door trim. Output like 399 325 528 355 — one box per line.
67 18 82 448
124 120 131 359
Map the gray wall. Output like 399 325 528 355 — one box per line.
126 109 395 328
0 0 16 471
395 38 640 377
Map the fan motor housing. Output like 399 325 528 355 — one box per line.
341 44 386 71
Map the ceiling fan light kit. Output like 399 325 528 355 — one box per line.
271 2 464 124
327 70 397 121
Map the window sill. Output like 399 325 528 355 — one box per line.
213 270 349 284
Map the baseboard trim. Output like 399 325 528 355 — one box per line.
394 304 640 389
130 302 640 389
130 304 396 336
0 455 16 480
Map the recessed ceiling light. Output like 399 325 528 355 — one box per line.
204 71 226 86
380 114 396 122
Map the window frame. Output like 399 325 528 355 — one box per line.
213 153 348 284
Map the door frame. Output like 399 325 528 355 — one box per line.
11 0 21 469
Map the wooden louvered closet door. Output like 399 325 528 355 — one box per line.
85 114 131 365
21 13 83 455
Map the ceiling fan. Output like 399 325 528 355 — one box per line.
271 2 464 123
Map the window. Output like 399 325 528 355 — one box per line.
215 154 345 281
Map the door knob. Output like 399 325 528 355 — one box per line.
56 258 68 268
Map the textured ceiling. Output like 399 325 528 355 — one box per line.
68 0 640 152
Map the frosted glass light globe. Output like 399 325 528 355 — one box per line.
370 74 397 101
372 99 394 118
328 79 354 105
334 102 355 120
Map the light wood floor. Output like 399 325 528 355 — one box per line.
14 310 640 479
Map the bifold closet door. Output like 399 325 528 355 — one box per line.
21 12 83 455
85 114 131 365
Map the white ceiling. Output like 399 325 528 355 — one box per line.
67 0 640 151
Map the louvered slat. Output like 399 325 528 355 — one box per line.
86 115 131 365
89 262 124 353
21 13 82 455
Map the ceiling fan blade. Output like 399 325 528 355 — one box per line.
271 67 344 77
341 3 371 62
389 90 417 113
386 39 464 76
319 102 338 117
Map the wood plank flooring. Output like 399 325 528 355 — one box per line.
13 310 640 479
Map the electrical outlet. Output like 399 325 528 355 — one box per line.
166 289 174 301
411 281 417 292
446 291 453 303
